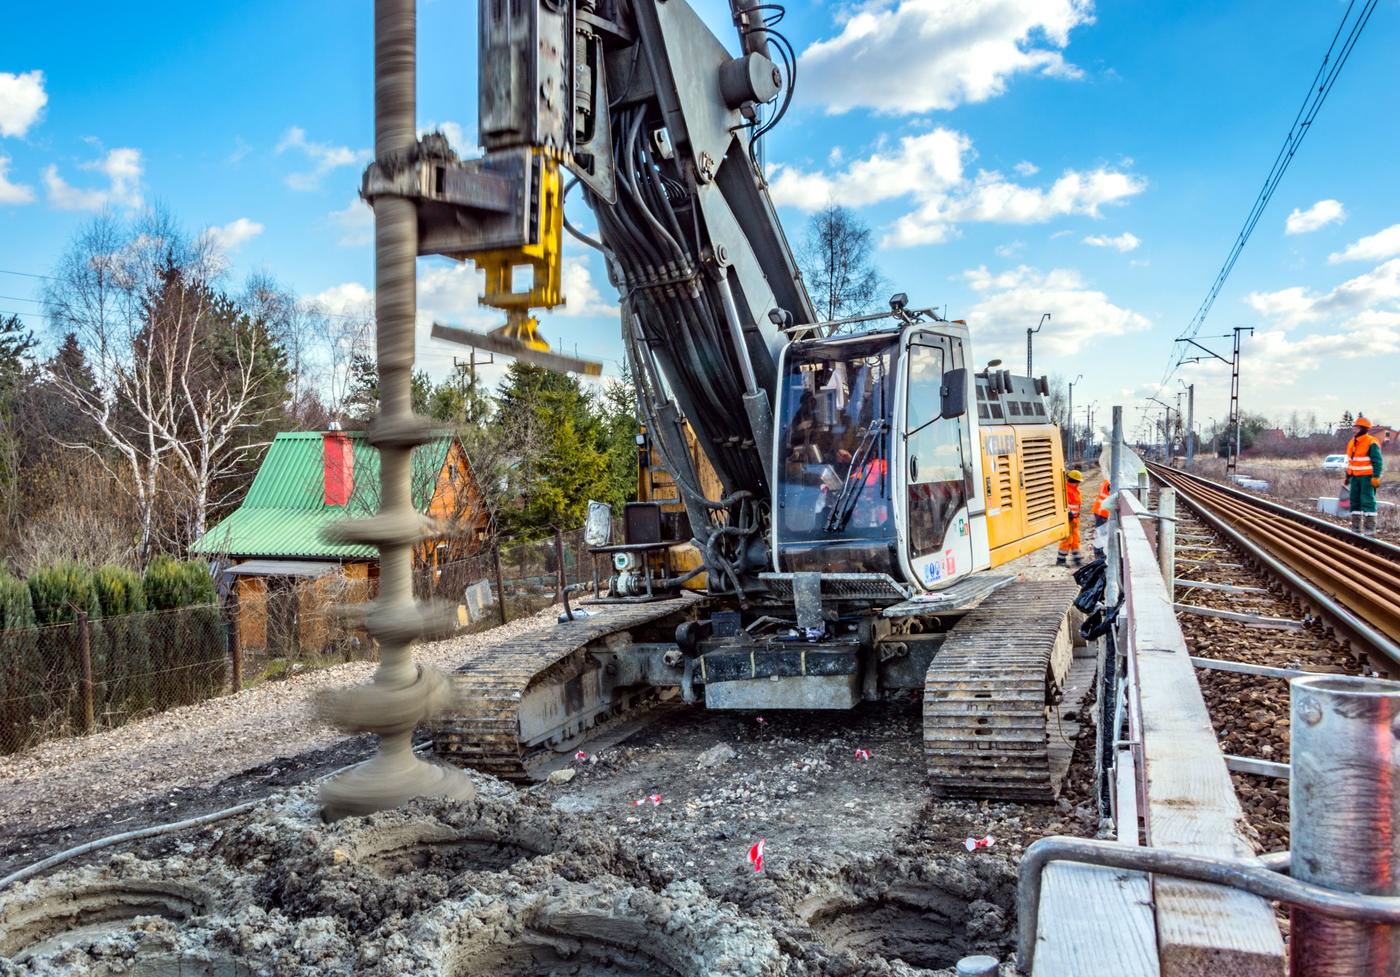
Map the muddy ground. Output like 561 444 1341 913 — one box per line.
0 695 1101 977
0 530 1102 976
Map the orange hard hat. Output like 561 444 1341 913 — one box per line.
1356 415 1372 429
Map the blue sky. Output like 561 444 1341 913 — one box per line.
2 0 1398 443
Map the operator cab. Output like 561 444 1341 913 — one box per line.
771 313 988 592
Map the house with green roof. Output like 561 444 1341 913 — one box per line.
192 429 486 653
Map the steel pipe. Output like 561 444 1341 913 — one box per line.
1017 836 1400 974
1291 675 1400 976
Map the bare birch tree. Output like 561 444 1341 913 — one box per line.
799 204 885 322
44 210 288 553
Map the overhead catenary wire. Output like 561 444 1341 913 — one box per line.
1149 0 1378 402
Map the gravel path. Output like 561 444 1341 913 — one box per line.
0 611 553 843
0 501 1092 865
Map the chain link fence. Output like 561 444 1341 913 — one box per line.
0 528 605 755
0 605 226 755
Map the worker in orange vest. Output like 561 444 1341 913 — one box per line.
1343 416 1384 537
1091 478 1112 558
1057 469 1084 567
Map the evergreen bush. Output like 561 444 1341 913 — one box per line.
93 565 151 712
143 557 223 705
26 562 107 729
0 572 37 754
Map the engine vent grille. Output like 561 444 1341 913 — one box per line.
1022 436 1058 523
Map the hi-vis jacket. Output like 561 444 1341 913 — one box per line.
1345 433 1384 480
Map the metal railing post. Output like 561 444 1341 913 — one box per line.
228 588 243 693
492 539 508 626
77 611 94 733
1289 675 1400 975
1158 486 1176 587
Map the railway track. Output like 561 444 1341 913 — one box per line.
1138 463 1400 850
1147 463 1400 671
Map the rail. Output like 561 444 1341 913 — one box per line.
1152 464 1400 561
1146 462 1400 671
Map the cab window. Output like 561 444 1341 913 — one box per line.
905 340 968 558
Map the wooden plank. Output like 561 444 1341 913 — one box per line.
1033 863 1158 977
1122 513 1286 976
1173 578 1268 595
1174 602 1303 631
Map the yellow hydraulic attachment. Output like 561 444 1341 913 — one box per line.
430 152 601 376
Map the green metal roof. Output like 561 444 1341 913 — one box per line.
191 431 455 559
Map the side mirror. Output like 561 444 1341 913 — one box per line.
941 367 968 419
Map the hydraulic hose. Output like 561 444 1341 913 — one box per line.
0 741 436 893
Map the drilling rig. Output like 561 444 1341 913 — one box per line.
386 0 1078 800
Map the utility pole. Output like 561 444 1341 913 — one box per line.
1176 327 1251 474
1066 373 1083 464
1027 313 1050 378
1179 381 1195 469
1148 397 1173 464
1228 326 1253 473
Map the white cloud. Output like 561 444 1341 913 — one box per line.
1013 161 1039 176
329 197 373 247
310 282 375 318
202 217 264 254
995 241 1025 258
277 127 370 192
557 256 618 318
1247 258 1400 329
43 147 143 210
418 121 479 158
1049 229 1074 240
1082 231 1140 252
0 70 47 137
1214 257 1400 406
1284 198 1345 235
1328 223 1400 265
799 0 1093 115
769 129 969 211
0 155 35 204
962 264 1150 362
769 127 1144 248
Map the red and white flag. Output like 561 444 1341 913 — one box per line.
747 838 766 873
575 750 588 761
854 748 872 761
964 835 995 852
630 793 663 807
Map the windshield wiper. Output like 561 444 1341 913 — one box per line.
824 419 887 533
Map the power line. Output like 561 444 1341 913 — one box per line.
0 268 54 281
1152 0 1378 398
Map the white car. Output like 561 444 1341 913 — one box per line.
1323 454 1347 473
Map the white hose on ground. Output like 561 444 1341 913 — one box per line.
0 741 435 893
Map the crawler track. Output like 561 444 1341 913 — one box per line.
1148 463 1400 670
923 580 1078 802
433 595 705 780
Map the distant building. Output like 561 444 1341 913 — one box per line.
1256 427 1287 447
191 430 487 655
1334 423 1398 447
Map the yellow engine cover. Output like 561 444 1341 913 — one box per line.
981 425 1069 567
